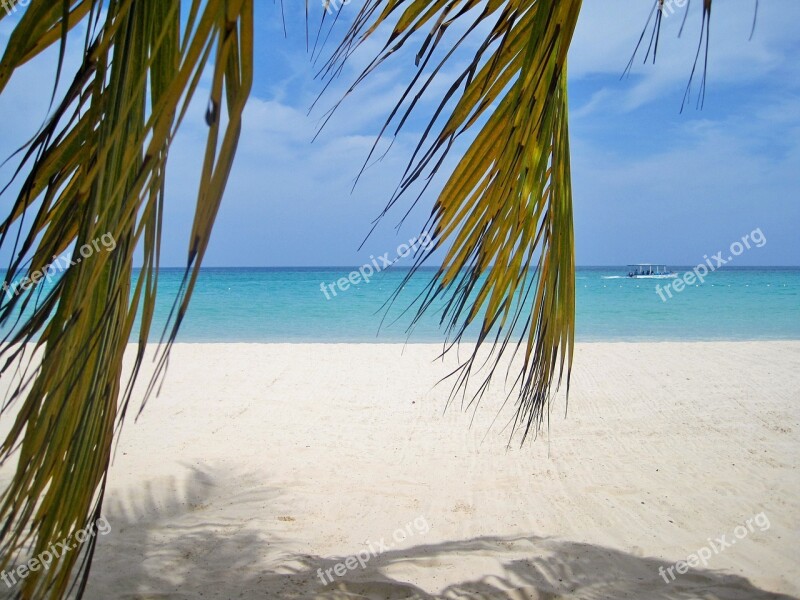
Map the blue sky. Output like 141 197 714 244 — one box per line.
1 1 798 267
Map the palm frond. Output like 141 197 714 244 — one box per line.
625 0 757 111
320 0 582 444
0 1 252 597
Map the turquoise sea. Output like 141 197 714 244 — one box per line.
134 266 798 342
3 267 799 342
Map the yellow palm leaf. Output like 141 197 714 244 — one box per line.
0 1 252 597
321 0 582 442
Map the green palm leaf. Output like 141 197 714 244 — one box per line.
320 0 582 442
0 1 252 597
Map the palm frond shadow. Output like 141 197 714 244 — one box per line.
80 467 795 600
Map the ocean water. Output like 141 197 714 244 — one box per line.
3 267 799 342
140 266 799 342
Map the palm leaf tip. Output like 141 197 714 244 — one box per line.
319 0 581 441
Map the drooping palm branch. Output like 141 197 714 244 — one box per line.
315 0 752 437
316 0 583 441
0 1 252 597
0 0 740 598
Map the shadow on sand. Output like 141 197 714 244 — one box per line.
83 467 796 600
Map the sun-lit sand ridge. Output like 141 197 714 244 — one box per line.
2 342 798 599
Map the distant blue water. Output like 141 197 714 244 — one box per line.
3 267 799 342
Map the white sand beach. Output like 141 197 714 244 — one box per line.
3 342 799 599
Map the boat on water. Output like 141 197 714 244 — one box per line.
626 264 678 279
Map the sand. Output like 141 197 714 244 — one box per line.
2 342 799 599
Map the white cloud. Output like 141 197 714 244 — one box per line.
570 0 800 114
571 95 800 265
